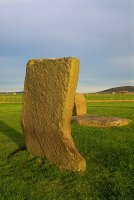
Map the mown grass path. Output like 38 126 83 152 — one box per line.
0 100 134 200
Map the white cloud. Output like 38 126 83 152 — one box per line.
0 85 24 92
0 0 133 92
118 79 134 85
77 84 108 93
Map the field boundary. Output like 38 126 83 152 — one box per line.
87 100 134 102
1 100 134 104
0 102 22 104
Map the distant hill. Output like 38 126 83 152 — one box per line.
0 91 24 94
97 86 134 94
1 86 134 95
15 91 24 94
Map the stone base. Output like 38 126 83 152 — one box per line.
72 115 131 127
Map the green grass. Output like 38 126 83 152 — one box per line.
0 100 134 199
0 94 23 103
85 94 134 100
0 93 134 104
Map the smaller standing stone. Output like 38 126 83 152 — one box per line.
73 93 87 116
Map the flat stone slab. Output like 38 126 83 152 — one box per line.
72 115 131 127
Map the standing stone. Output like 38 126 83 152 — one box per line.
73 93 87 116
21 57 86 171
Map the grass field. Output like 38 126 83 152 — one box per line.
0 95 134 200
0 94 22 103
85 94 134 101
0 93 134 103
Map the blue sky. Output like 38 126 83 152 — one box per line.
0 0 133 92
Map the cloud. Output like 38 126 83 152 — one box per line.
0 0 133 92
0 84 24 92
126 79 134 85
1 0 132 41
77 85 105 93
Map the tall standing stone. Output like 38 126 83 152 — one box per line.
21 57 86 171
73 93 87 116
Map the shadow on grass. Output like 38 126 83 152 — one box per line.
0 120 25 149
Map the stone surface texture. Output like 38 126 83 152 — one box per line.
21 57 86 171
73 93 87 116
72 115 131 127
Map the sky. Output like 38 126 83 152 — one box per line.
0 0 134 92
